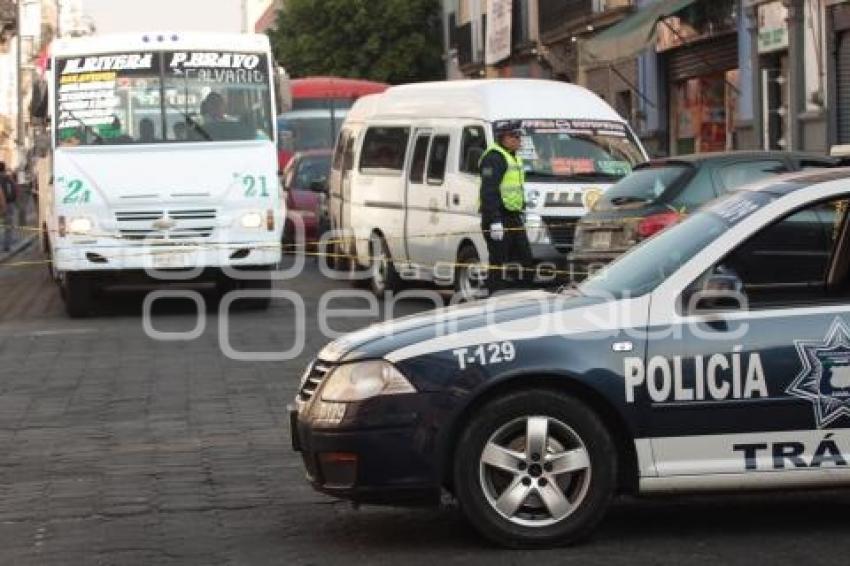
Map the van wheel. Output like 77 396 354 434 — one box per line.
63 273 94 318
453 390 617 548
455 244 486 302
368 234 400 297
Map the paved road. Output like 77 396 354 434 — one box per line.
1 248 849 565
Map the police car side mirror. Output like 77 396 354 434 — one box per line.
688 274 746 313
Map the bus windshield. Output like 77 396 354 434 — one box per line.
56 50 274 146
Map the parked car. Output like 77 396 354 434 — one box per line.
282 150 332 247
571 151 840 267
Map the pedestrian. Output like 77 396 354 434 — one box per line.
478 120 533 294
1 162 18 252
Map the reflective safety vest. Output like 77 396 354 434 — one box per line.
480 144 525 212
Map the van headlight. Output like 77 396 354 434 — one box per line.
68 216 94 235
526 189 541 208
525 213 551 245
320 360 416 402
240 211 264 229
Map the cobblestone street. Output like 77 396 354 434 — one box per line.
1 249 850 565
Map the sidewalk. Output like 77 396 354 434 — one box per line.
0 233 36 264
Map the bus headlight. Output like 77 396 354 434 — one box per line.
320 361 416 402
68 216 94 235
240 211 264 229
525 214 551 245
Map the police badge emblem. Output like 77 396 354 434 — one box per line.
787 317 850 428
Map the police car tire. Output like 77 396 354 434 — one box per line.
368 234 401 296
453 390 617 548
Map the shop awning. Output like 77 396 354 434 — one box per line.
580 0 698 68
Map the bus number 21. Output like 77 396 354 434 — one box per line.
242 175 270 198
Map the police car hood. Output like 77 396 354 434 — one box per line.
317 290 610 363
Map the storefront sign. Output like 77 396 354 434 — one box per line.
485 0 512 66
758 1 789 53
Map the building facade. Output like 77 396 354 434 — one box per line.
442 0 850 157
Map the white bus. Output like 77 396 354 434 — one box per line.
38 32 285 317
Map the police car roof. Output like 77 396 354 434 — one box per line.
358 79 625 123
52 32 271 56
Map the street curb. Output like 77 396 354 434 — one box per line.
0 236 36 265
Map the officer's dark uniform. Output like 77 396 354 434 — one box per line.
479 121 533 293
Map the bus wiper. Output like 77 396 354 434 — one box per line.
164 98 212 141
60 108 103 143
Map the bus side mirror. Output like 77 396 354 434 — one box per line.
30 79 49 120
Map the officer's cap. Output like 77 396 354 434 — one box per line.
493 120 524 137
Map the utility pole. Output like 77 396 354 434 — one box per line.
241 0 248 33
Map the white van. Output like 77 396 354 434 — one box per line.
327 79 647 296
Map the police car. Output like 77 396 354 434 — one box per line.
291 169 850 548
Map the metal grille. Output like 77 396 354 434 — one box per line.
298 362 332 403
115 209 217 241
543 217 578 253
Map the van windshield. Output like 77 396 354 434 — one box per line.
512 119 645 182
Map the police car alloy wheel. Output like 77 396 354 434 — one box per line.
368 233 400 296
454 390 617 548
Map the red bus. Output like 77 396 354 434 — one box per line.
277 77 388 168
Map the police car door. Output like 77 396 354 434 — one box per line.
645 194 850 484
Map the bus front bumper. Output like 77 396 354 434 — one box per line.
53 240 282 272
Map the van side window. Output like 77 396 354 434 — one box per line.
459 126 487 175
342 135 355 172
332 130 349 171
427 135 451 185
409 134 431 183
360 127 410 173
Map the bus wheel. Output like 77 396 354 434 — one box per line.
368 234 400 297
63 273 94 318
455 244 486 302
219 268 272 311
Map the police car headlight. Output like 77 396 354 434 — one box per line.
68 216 94 235
320 360 416 402
526 189 541 208
525 213 551 245
240 211 264 229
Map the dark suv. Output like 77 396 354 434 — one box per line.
571 151 840 266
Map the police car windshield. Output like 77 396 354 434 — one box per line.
579 191 773 298
515 119 644 181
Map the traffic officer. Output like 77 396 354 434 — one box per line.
479 120 532 293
